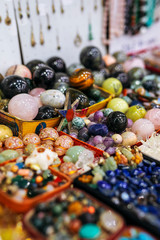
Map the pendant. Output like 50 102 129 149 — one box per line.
36 0 40 15
40 23 44 45
56 34 61 50
88 22 94 41
18 0 23 19
31 25 36 47
52 0 56 13
81 0 84 12
74 32 82 47
60 0 64 14
26 0 30 18
94 0 98 10
5 6 11 26
46 14 51 30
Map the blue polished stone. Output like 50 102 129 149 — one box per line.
122 169 130 177
117 181 128 189
143 159 152 166
106 170 115 177
136 204 148 213
110 177 117 185
88 124 108 136
97 181 112 196
132 169 141 176
139 181 148 188
15 162 24 169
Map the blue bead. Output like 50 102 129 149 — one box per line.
143 159 151 166
15 162 24 169
132 169 140 176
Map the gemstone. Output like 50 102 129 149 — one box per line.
40 90 65 108
80 46 102 70
46 57 66 73
63 146 85 163
131 119 155 140
107 98 129 113
79 224 101 239
72 117 85 130
8 94 39 120
88 124 108 136
102 78 122 97
1 76 30 98
145 108 160 130
106 111 127 133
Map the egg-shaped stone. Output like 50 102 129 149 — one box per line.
0 125 13 142
8 94 39 120
145 108 160 130
131 119 155 140
40 90 65 108
121 131 137 146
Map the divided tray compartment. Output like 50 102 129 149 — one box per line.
23 188 125 240
0 159 72 213
73 170 160 237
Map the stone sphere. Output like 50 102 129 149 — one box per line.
145 108 160 130
8 94 39 120
26 59 45 74
33 66 55 89
5 64 32 79
102 78 122 97
46 57 66 73
1 75 30 98
131 119 155 141
107 98 129 113
80 46 102 70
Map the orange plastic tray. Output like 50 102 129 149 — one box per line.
0 159 72 213
23 188 125 240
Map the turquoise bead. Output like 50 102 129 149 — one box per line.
63 146 85 163
79 224 101 239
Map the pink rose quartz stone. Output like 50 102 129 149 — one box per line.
145 108 160 130
29 88 45 97
123 57 145 72
8 94 39 120
131 118 155 141
5 65 32 79
33 96 43 108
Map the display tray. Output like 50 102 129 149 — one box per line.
116 226 158 240
0 159 72 213
74 85 113 117
0 110 61 138
73 165 160 237
23 188 125 240
0 85 113 138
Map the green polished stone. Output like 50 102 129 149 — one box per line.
88 88 101 101
63 146 85 163
0 154 6 163
52 204 63 216
1 150 19 161
27 188 46 198
102 108 113 117
79 224 101 239
72 117 85 130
